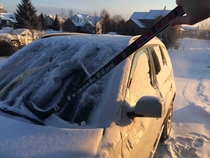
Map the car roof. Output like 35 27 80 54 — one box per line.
42 33 164 48
41 32 90 39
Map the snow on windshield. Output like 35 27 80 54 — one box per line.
0 35 131 127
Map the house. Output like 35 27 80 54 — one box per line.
121 9 170 35
181 25 199 38
63 13 102 34
62 18 77 32
0 13 17 28
45 14 64 29
120 18 146 36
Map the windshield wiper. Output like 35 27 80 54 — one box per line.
0 107 45 126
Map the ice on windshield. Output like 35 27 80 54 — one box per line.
0 35 131 126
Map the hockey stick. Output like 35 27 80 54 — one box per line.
23 6 185 120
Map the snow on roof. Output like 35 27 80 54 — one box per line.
130 9 171 20
181 25 199 31
73 20 87 27
0 13 17 23
72 13 102 27
131 18 146 28
146 10 170 19
76 13 89 19
45 14 64 22
130 12 148 20
89 16 102 25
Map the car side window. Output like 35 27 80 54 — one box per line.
148 47 161 75
128 48 152 87
153 45 167 66
126 48 157 104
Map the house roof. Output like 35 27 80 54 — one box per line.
89 16 102 25
130 10 171 20
0 13 17 23
130 12 148 20
181 25 199 31
71 13 102 27
76 14 89 19
146 10 170 19
45 14 64 23
131 19 146 28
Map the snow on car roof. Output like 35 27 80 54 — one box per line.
0 34 133 127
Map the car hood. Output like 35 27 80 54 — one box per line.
0 115 103 158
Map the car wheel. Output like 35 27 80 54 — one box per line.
161 103 173 141
11 40 20 48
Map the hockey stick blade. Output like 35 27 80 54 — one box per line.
23 6 185 120
23 97 54 120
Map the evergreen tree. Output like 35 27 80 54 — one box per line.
39 13 47 30
15 0 40 29
53 15 60 31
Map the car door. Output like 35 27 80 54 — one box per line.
148 45 175 114
122 47 163 158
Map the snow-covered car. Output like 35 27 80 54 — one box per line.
0 28 45 48
0 33 176 158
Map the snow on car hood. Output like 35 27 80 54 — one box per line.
0 114 103 158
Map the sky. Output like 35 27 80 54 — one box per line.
0 0 177 20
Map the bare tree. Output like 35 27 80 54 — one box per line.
112 15 125 33
100 9 110 34
93 11 98 24
68 9 74 19
60 9 67 20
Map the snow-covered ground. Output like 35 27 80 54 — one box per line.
155 38 210 158
0 38 209 157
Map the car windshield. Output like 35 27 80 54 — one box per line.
0 35 130 126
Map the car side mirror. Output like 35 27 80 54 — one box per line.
127 96 163 118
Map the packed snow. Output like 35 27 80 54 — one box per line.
155 38 210 158
0 37 209 157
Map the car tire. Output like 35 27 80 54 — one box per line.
161 103 173 141
11 40 20 49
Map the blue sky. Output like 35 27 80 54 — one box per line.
1 0 177 20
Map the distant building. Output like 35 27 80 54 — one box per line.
45 14 64 29
0 13 17 28
0 4 17 28
121 10 171 35
63 13 102 34
181 25 199 38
